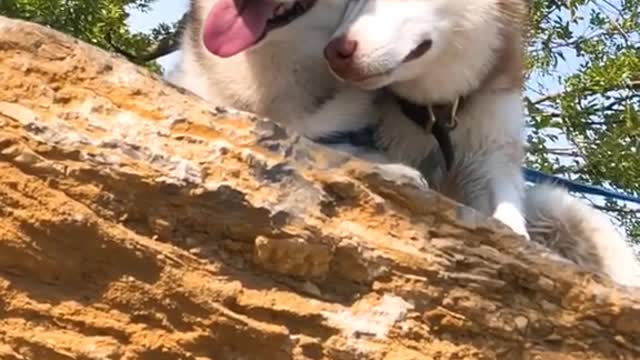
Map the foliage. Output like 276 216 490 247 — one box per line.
526 0 639 241
0 0 178 73
1 0 639 241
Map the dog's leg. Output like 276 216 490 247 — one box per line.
372 163 430 190
454 145 528 238
303 88 430 190
455 92 529 239
299 87 377 140
487 157 528 239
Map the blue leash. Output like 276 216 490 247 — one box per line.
523 168 640 205
312 126 640 205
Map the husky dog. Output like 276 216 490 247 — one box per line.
168 0 640 287
324 0 640 286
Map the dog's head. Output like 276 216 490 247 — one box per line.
190 0 346 58
324 0 527 97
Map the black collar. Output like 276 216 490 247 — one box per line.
389 90 464 171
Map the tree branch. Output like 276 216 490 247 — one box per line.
108 11 188 63
527 80 640 106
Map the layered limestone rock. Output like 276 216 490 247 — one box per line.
0 16 639 360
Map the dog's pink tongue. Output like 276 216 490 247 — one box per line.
203 0 278 57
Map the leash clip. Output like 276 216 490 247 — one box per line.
426 105 437 132
425 97 461 131
448 97 460 130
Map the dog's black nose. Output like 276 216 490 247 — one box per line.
324 36 358 77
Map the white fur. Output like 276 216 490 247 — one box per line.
526 185 640 287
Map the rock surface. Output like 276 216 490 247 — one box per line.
0 16 639 360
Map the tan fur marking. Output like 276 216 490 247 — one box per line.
479 0 528 93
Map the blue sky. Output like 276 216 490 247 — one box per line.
128 0 188 71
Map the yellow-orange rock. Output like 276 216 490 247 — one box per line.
0 16 639 360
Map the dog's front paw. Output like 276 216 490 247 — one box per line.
493 203 530 240
374 163 430 190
